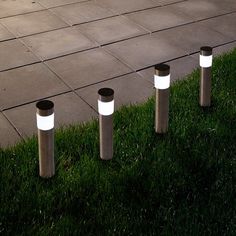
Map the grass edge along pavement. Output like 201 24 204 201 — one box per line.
0 48 236 235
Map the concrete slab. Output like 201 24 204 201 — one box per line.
137 67 154 84
166 56 199 82
138 55 199 85
3 104 37 140
0 39 40 72
76 72 154 112
51 1 115 26
76 15 148 45
0 10 68 37
153 22 233 54
152 0 187 5
0 23 15 41
37 0 89 8
213 42 236 56
96 0 160 14
198 13 236 41
172 0 229 21
0 63 70 110
21 27 97 60
0 112 21 149
200 0 236 12
126 4 193 32
46 48 133 89
0 0 44 18
4 92 97 139
104 34 187 71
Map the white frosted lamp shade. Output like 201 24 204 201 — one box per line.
200 46 213 68
200 55 213 68
36 113 54 131
154 74 170 89
154 64 170 89
98 88 114 116
98 100 114 116
36 100 54 131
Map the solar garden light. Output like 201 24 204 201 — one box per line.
36 100 55 178
199 46 213 107
98 88 114 160
154 64 170 134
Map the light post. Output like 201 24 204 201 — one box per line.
98 88 114 160
36 100 55 178
199 46 213 107
154 64 170 134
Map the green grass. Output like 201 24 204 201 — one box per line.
0 48 236 235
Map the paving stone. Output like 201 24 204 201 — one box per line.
208 0 236 11
104 34 187 71
167 56 199 82
126 4 193 32
4 92 97 138
51 1 115 26
138 67 156 85
213 42 236 56
198 13 236 41
76 15 148 45
3 104 37 140
37 0 88 8
153 22 232 54
0 112 21 148
96 0 160 14
46 48 132 89
76 72 154 112
0 0 44 18
0 39 39 72
0 23 15 41
152 0 187 5
0 10 68 37
172 0 229 21
21 27 97 60
138 55 199 84
0 63 70 110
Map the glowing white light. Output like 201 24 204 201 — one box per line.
154 74 170 89
36 113 54 131
200 55 212 68
98 100 114 116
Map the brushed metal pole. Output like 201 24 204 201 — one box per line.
200 46 213 107
36 100 55 178
98 88 114 160
99 115 113 160
154 64 170 134
155 88 170 133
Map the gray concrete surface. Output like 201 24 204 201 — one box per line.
0 0 235 148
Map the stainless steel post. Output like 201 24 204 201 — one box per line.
98 88 114 160
199 46 213 107
154 64 170 134
36 100 55 178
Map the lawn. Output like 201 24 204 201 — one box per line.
0 48 236 235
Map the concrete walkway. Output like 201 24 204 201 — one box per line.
0 0 236 148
